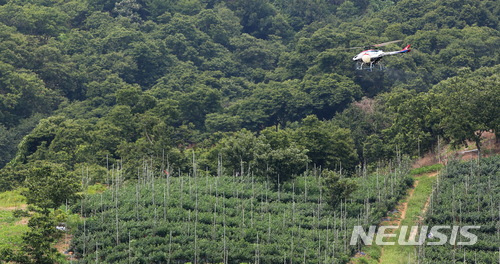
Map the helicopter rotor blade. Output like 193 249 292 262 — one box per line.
373 40 402 47
345 40 402 50
346 46 365 50
345 40 403 50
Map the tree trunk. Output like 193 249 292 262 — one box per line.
474 131 483 158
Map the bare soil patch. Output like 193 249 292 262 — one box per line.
14 217 29 225
0 204 27 211
55 234 73 255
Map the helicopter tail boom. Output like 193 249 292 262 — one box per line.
401 44 411 53
379 44 411 57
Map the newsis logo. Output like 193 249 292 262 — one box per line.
350 225 481 246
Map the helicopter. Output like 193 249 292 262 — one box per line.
350 40 411 70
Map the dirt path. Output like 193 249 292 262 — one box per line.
376 171 438 264
377 180 419 231
375 180 419 264
425 171 439 178
398 180 418 226
383 172 436 228
55 233 73 255
406 172 438 239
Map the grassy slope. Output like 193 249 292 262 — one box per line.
0 189 28 251
378 172 437 263
351 166 439 264
0 189 26 208
0 211 28 251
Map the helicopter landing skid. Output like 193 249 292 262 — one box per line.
355 62 385 71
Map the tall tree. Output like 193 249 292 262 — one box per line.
322 169 358 208
301 73 362 119
23 162 80 210
294 115 358 172
431 67 500 152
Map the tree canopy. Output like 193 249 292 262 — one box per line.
0 0 498 191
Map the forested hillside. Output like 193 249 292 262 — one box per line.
0 0 498 190
0 0 499 263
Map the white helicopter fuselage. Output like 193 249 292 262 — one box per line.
352 45 411 63
352 45 411 70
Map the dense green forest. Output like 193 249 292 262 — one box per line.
0 0 499 263
0 0 499 189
